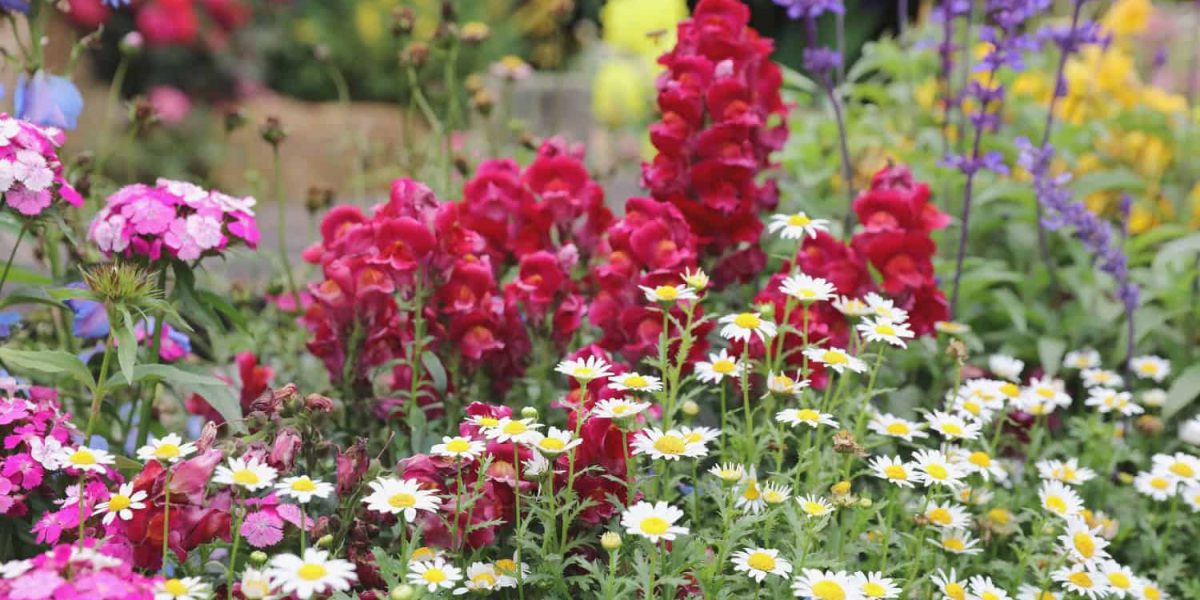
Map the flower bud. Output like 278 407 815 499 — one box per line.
681 400 699 417
249 551 268 566
600 531 621 551
305 393 335 413
318 534 333 548
259 116 288 147
521 407 539 419
389 585 415 600
120 31 143 55
858 497 872 508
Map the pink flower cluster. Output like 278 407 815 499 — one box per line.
0 380 75 519
89 179 259 261
0 540 160 600
0 114 83 217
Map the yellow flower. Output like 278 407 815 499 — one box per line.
592 59 651 128
1140 88 1187 114
1102 0 1152 39
914 77 940 113
600 0 689 59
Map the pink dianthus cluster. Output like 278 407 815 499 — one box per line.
0 114 82 217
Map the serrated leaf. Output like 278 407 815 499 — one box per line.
1163 364 1200 420
116 309 137 385
0 347 95 390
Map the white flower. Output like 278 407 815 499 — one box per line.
1151 452 1200 483
1129 355 1170 382
135 433 197 464
1098 561 1137 597
679 426 720 447
925 411 981 441
631 428 707 461
867 413 928 442
362 477 440 520
718 312 777 343
1017 584 1063 600
803 346 867 374
912 449 966 488
522 450 552 478
923 501 971 529
934 321 970 335
1182 484 1200 512
1141 388 1167 408
1059 517 1110 566
1085 388 1141 416
1018 376 1072 415
766 371 810 396
731 547 792 582
407 556 462 593
695 349 745 384
707 462 746 483
0 118 19 144
967 576 1011 600
961 449 1007 482
950 380 1006 423
792 569 863 600
931 569 968 600
776 408 839 429
0 559 32 579
1081 368 1123 389
608 372 664 393
869 455 916 488
780 273 836 303
53 446 115 474
863 293 908 323
735 468 766 513
1132 578 1167 600
1063 348 1101 370
1035 458 1096 485
1052 565 1110 599
796 494 835 518
854 571 901 598
239 567 275 600
1181 416 1200 446
591 397 651 419
529 427 582 456
431 436 486 462
213 456 279 491
639 284 697 304
833 296 873 317
1040 480 1085 518
767 211 830 240
620 501 688 542
154 576 210 600
454 561 506 594
266 549 357 599
857 317 914 348
680 268 710 291
93 482 148 525
988 354 1024 382
275 476 334 504
482 417 542 444
930 528 981 555
761 481 791 505
1133 471 1178 501
555 356 613 382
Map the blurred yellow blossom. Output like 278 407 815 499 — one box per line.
601 0 689 59
1102 0 1152 39
592 59 651 128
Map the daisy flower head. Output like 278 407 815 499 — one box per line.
239 567 274 600
931 568 968 600
1035 458 1096 485
1018 376 1072 415
136 433 196 464
854 571 901 598
930 528 982 555
529 427 582 456
934 320 970 335
53 445 115 474
93 482 147 525
864 292 908 322
522 448 552 478
155 576 209 600
591 397 651 420
213 455 279 491
1141 388 1167 408
923 501 971 529
1059 517 1110 566
695 348 745 384
776 407 839 429
1151 452 1200 483
275 475 334 504
803 346 867 374
791 569 863 600
731 547 793 583
926 411 982 441
967 576 1011 600
607 372 663 393
796 494 835 518
869 455 916 488
708 462 745 484
266 548 357 599
912 449 966 488
483 417 542 444
766 371 809 396
454 562 505 594
1039 480 1085 518
1181 484 1200 512
680 267 710 291
1081 368 1123 389
492 557 528 587
780 272 836 303
1051 565 1110 599
736 468 766 513
857 316 914 348
868 413 928 442
362 477 440 520
409 546 441 564
1016 584 1062 600
768 211 830 240
406 556 462 593
762 481 792 505
620 500 688 542
1098 561 1136 597
1085 388 1141 416
1134 470 1178 501
988 354 1024 382
555 355 612 383
1129 355 1170 382
639 283 697 304
718 311 777 343
1133 577 1168 600
833 295 873 317
962 449 1007 482
431 435 486 462
1063 348 1101 370
632 428 706 461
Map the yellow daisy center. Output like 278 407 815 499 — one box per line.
411 547 435 561
291 478 317 493
943 537 966 551
875 324 896 336
446 439 471 453
639 516 669 536
811 580 846 600
1150 477 1169 490
928 507 952 526
298 563 327 581
968 452 991 468
787 213 812 227
863 582 887 598
69 449 96 466
653 286 678 301
624 375 649 388
885 422 910 435
802 501 827 515
1036 387 1055 399
1108 573 1131 589
795 409 820 423
495 559 517 574
884 465 908 480
162 579 189 596
539 438 566 451
999 383 1020 397
713 360 736 374
107 494 131 512
502 421 528 435
822 350 849 365
1139 363 1159 375
611 405 629 415
941 422 964 436
981 593 1002 600
1068 571 1094 588
1045 495 1067 514
1144 585 1162 600
733 313 761 329
233 469 260 486
154 444 181 460
389 492 416 508
746 551 776 572
422 567 447 584
574 366 595 378
742 480 760 500
925 464 949 480
962 400 981 415
1073 533 1095 558
945 583 966 600
653 434 687 455
478 417 500 427
472 572 497 587
987 508 1012 525
1169 462 1195 478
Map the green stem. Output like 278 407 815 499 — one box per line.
76 475 86 550
740 345 754 463
645 543 658 600
299 502 307 554
227 493 243 600
84 331 115 440
96 56 129 175
134 269 169 450
0 222 26 298
512 441 525 600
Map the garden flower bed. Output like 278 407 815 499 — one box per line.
1 0 1199 598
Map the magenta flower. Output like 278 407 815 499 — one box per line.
241 510 283 548
0 114 81 219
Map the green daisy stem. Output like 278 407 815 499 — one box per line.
646 542 658 600
299 502 307 554
227 492 244 600
0 222 26 299
718 384 728 455
562 384 588 551
84 331 115 441
740 345 754 463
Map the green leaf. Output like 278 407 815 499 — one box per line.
113 365 245 432
0 347 95 390
0 263 51 286
1163 364 1200 420
115 309 137 385
1070 169 1144 198
420 351 447 395
196 290 247 331
1037 337 1066 378
0 290 67 311
1152 232 1200 274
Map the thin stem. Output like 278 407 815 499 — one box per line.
299 503 307 554
134 269 169 450
227 492 243 600
512 442 525 600
76 475 86 550
0 222 27 298
84 331 115 440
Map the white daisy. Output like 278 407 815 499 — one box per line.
239 567 274 600
776 407 839 429
362 477 441 521
639 284 697 304
1133 471 1178 501
1098 561 1136 597
930 528 982 555
93 482 148 525
912 449 966 489
275 476 334 504
1151 452 1200 483
803 346 868 374
868 455 916 488
680 268 710 291
482 417 542 444
762 481 792 506
1129 356 1170 382
867 413 928 442
854 571 901 598
620 500 688 542
1052 565 1110 599
792 569 863 600
1017 584 1063 600
780 272 836 303
718 312 777 343
967 576 1011 600
864 293 908 322
833 296 873 317
213 456 279 491
961 449 1007 482
406 556 462 593
529 427 582 456
796 494 835 518
1039 480 1085 518
695 349 746 384
154 576 210 600
136 433 197 464
1085 388 1141 416
736 468 766 513
931 569 969 600
453 561 506 594
591 397 651 419
1063 348 1101 370
607 372 664 393
1081 368 1123 389
1035 458 1097 486
1018 376 1072 415
1141 388 1167 408
766 371 810 396
52 446 115 474
632 428 707 461
923 501 971 529
857 317 914 348
555 356 613 382
707 462 746 484
767 211 830 240
266 549 358 600
1132 577 1168 600
925 411 982 441
431 435 487 462
731 547 793 582
988 354 1024 382
1181 484 1200 512
1059 517 1110 566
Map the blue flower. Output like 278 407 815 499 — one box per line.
0 0 30 14
0 311 20 338
14 71 84 130
64 283 111 340
102 0 131 6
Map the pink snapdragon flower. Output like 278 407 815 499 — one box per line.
0 114 82 218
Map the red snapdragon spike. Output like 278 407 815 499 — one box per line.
857 230 937 295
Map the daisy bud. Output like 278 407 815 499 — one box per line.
1117 472 1134 484
249 551 268 566
464 74 485 94
521 407 539 419
389 585 415 600
318 534 333 548
601 531 622 551
830 480 851 496
681 400 700 417
858 497 873 508
946 339 968 363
